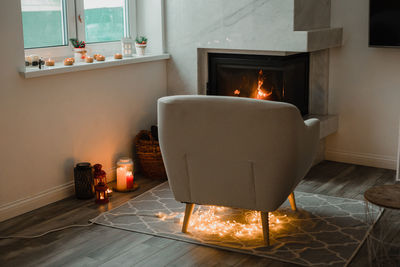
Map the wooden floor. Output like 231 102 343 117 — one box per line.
0 161 399 267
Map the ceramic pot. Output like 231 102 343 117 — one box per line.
73 48 87 63
135 43 147 56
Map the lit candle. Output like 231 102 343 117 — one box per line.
85 56 94 63
106 188 113 197
126 171 134 189
45 58 55 66
116 158 133 191
64 58 74 66
96 55 105 61
116 167 127 191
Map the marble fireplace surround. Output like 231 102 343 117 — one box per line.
197 48 338 140
165 0 342 141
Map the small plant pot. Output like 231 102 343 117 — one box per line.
135 43 147 56
73 48 87 63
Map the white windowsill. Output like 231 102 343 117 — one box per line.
21 53 170 78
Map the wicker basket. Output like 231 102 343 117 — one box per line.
135 130 167 179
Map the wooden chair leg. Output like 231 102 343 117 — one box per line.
288 192 297 211
261 211 270 246
182 203 195 233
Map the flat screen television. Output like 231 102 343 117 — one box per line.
369 0 400 47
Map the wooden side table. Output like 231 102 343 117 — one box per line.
364 184 400 267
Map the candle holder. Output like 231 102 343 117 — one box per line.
114 158 139 192
93 163 110 204
73 162 94 199
93 164 107 186
121 38 134 57
95 182 109 204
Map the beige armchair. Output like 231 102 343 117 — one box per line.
157 95 320 245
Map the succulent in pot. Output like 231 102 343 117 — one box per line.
135 36 148 56
70 38 87 62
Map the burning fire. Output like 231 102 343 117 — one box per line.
255 70 272 100
234 89 240 96
157 206 286 240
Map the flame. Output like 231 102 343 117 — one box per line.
234 89 240 96
256 70 272 99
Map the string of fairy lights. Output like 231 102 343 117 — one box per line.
157 206 287 240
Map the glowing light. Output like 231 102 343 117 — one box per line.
255 70 273 100
234 89 240 96
157 206 286 240
106 188 113 196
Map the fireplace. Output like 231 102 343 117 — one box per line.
207 53 310 115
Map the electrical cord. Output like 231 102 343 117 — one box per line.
0 212 161 240
0 164 161 240
0 222 96 239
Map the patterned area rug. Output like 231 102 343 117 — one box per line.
91 182 381 267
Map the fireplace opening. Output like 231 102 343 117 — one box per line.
207 53 309 115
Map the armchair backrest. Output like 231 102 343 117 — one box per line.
158 96 319 212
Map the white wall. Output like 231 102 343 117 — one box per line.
0 0 167 221
326 0 400 170
136 0 165 54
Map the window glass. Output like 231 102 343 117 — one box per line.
84 0 125 43
21 0 67 49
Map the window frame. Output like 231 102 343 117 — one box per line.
23 0 137 59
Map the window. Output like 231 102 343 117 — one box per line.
83 0 127 43
21 0 68 48
21 0 135 53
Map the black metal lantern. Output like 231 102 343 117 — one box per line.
74 162 94 199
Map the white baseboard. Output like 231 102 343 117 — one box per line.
325 149 398 170
0 181 75 223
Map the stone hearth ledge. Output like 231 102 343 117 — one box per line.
304 115 338 139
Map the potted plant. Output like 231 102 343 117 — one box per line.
70 38 87 63
135 36 147 56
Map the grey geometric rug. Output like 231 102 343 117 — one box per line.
91 182 382 267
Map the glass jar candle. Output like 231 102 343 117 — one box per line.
116 158 134 191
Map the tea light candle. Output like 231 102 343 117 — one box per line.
30 55 40 66
64 58 74 66
106 188 113 197
85 56 94 63
114 53 123 59
45 58 55 66
25 56 32 66
96 55 105 61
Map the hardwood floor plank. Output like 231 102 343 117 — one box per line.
99 236 176 266
0 162 398 267
86 231 153 262
135 239 197 267
167 245 224 267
